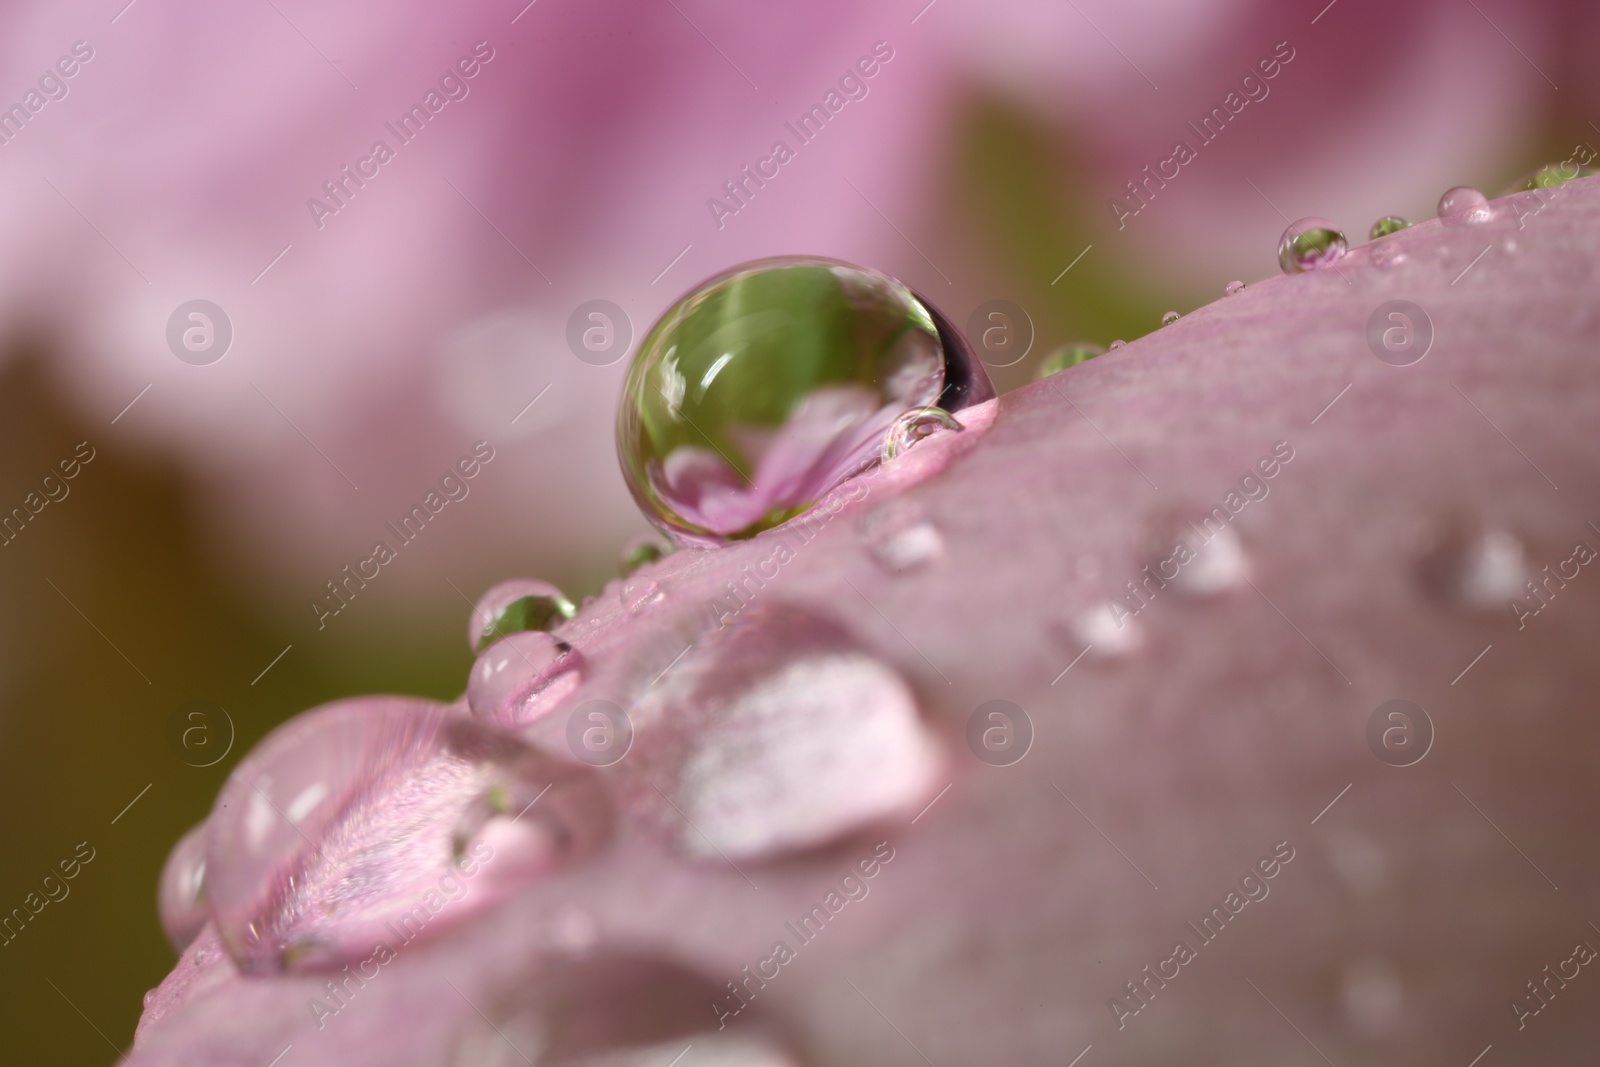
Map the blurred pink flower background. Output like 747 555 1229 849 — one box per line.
0 0 1588 616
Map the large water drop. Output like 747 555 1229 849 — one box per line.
205 698 612 974
616 257 993 544
1437 186 1491 224
1278 217 1348 274
158 821 210 953
468 631 583 725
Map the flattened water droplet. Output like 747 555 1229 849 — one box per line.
158 821 209 953
619 534 672 576
860 500 944 572
616 256 994 544
1369 215 1408 239
206 698 611 974
880 406 962 463
1224 280 1246 296
470 579 575 653
468 631 583 725
646 605 940 861
1108 339 1127 349
1418 522 1526 609
1437 185 1491 224
619 574 664 613
1036 343 1105 380
1160 310 1180 326
1342 959 1404 1037
1278 217 1348 274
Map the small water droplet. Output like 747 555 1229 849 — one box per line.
1368 215 1409 239
1164 524 1249 596
1419 522 1525 609
1034 343 1104 380
142 988 157 1008
1437 185 1491 224
616 256 994 544
881 406 963 463
469 579 575 653
1108 339 1127 349
618 534 672 576
1160 310 1180 326
469 631 583 725
1278 217 1348 274
1342 959 1404 1037
619 574 664 613
860 500 944 572
158 820 210 953
1224 280 1246 296
651 606 941 861
206 698 612 974
1072 602 1142 656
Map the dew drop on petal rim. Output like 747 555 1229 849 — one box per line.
1160 310 1180 326
1036 343 1105 380
158 820 210 953
615 256 994 544
1437 186 1491 224
205 698 612 974
1498 161 1596 195
618 533 672 576
1108 339 1127 349
468 630 583 725
880 406 962 463
1369 215 1409 239
1224 280 1246 296
1278 217 1348 274
469 579 575 653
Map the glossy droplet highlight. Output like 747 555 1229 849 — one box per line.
881 406 962 463
206 698 611 974
643 605 941 861
469 579 575 653
616 256 994 543
1369 215 1408 239
1072 602 1142 657
618 574 663 613
1036 343 1104 379
1160 310 1180 326
860 500 943 572
1437 186 1491 224
158 821 210 953
1419 523 1526 609
1164 524 1248 596
618 534 672 576
1108 339 1127 349
1224 280 1246 296
468 631 583 725
1278 217 1348 274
